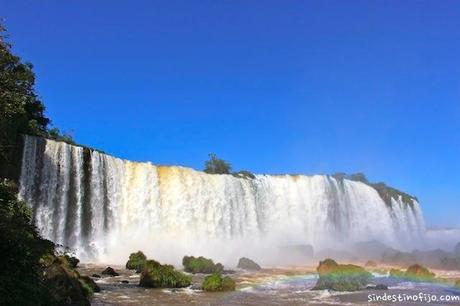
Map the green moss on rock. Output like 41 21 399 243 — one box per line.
182 256 224 274
202 273 236 291
126 251 147 272
390 264 435 282
312 258 372 291
139 260 191 288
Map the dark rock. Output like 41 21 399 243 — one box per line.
62 255 80 268
182 256 224 274
237 257 261 271
126 251 147 273
79 276 101 293
120 280 129 284
91 274 101 278
202 273 236 291
42 256 91 306
312 258 373 291
366 284 388 290
139 260 191 288
365 260 377 267
101 267 119 277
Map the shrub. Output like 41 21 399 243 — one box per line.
139 260 191 288
182 256 224 274
126 251 147 272
202 273 236 291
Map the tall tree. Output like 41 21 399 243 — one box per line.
204 153 232 174
0 24 50 179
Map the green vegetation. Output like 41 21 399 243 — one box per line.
202 273 236 291
126 251 147 272
332 172 417 207
182 256 224 274
0 180 94 305
312 258 373 291
0 24 73 180
139 260 192 288
204 153 232 174
237 257 261 271
455 280 460 289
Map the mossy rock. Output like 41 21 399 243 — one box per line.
405 264 435 281
182 256 224 274
364 260 377 267
202 273 236 291
42 256 91 305
139 260 191 288
101 266 119 277
237 257 261 271
79 276 100 294
389 268 406 278
126 251 147 272
390 264 435 282
313 258 372 291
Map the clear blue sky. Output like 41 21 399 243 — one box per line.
2 1 459 227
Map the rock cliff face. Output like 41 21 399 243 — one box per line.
18 135 426 262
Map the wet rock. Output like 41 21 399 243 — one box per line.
80 276 101 293
312 258 373 291
101 267 119 277
367 284 388 290
139 260 191 288
405 264 435 281
182 256 224 274
365 260 377 267
126 251 147 273
120 280 129 284
237 257 261 271
91 274 101 278
42 256 91 305
390 264 435 282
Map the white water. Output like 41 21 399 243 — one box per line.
19 135 426 264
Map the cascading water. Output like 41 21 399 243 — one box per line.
18 135 426 264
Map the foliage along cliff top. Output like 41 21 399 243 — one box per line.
332 172 418 207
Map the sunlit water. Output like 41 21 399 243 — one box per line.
79 265 460 306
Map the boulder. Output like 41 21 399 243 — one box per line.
101 267 119 277
125 251 147 272
237 257 261 271
390 264 435 282
405 264 435 281
366 284 388 290
202 273 236 291
312 258 373 291
365 260 377 267
79 276 101 293
182 256 224 274
139 260 191 288
62 255 80 268
42 256 91 306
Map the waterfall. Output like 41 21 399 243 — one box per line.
18 135 426 264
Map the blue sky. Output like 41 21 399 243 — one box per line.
2 1 459 227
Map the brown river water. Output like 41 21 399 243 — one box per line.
78 264 460 306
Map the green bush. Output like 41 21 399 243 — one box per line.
182 256 224 274
313 258 372 291
204 154 232 174
139 260 191 288
126 251 147 272
202 273 236 291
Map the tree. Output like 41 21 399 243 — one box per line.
0 24 74 180
203 154 232 174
